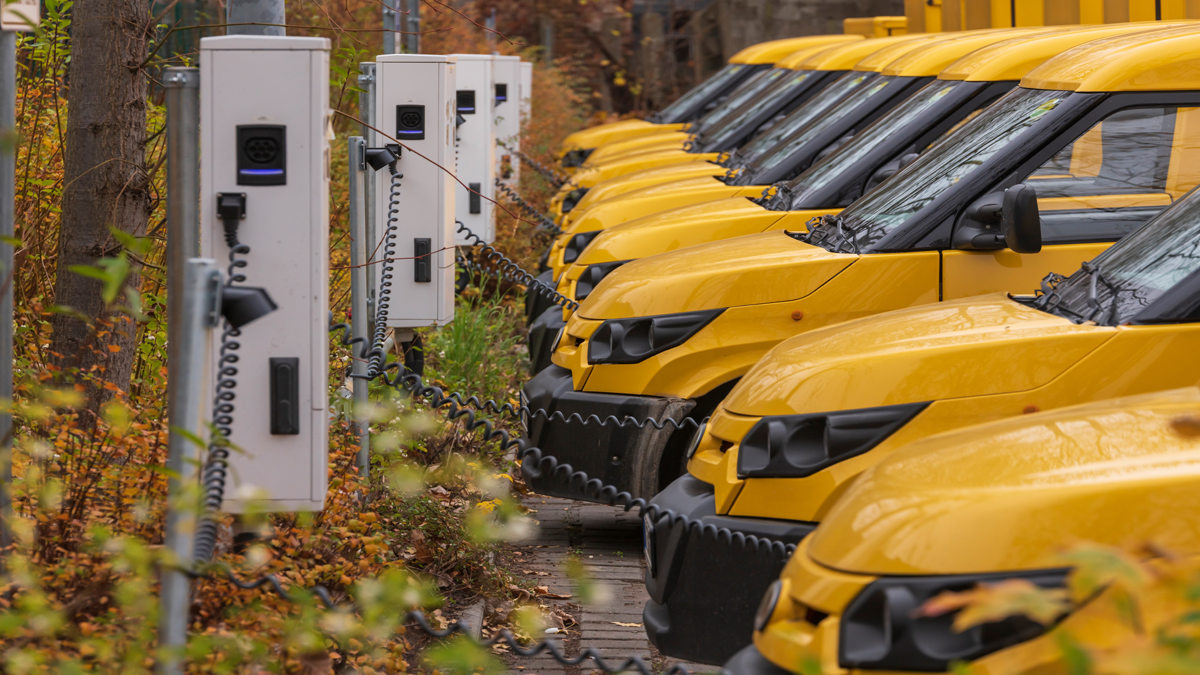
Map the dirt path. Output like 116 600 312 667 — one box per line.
502 495 709 675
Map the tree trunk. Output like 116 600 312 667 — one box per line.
48 0 151 404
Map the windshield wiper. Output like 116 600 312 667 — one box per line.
756 181 794 212
1037 262 1129 326
1080 261 1129 326
800 214 860 254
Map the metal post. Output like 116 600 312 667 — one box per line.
159 66 202 675
357 63 377 337
382 0 396 54
404 0 421 54
158 259 219 675
227 0 286 36
486 8 497 54
348 138 370 475
0 31 15 553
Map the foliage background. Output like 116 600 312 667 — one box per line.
2 0 588 672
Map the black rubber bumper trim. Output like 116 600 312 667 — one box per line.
643 475 814 665
527 306 566 374
525 268 555 323
722 645 794 675
519 365 694 502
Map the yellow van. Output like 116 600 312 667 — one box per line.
558 37 867 169
522 25 1200 504
735 388 1200 675
641 161 1200 665
550 35 932 217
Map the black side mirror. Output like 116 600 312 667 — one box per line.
1000 183 1041 254
953 183 1042 252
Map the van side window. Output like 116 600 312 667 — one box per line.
1024 107 1200 243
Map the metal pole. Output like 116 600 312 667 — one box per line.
0 31 15 553
158 259 220 675
348 138 370 475
227 0 286 36
382 0 396 54
357 63 377 338
405 0 420 54
160 66 201 675
486 8 497 54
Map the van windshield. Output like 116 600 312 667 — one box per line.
1035 187 1200 325
697 70 815 145
785 80 969 203
727 72 876 180
747 75 903 181
825 88 1069 252
654 64 749 124
695 68 788 132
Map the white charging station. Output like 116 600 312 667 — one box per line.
493 55 521 186
520 61 532 122
449 54 496 244
199 36 331 513
373 54 457 328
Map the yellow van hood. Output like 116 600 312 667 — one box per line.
574 197 783 264
567 176 746 233
808 388 1200 576
584 134 689 165
570 149 720 187
576 231 854 320
560 119 682 153
723 294 1115 417
571 161 728 214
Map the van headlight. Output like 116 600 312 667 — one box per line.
754 580 783 632
562 230 602 263
840 570 1069 671
737 402 930 479
588 309 724 365
561 187 590 213
574 259 631 301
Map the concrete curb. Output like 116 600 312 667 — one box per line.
458 600 486 640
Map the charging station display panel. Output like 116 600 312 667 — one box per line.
449 54 496 245
374 54 457 328
493 55 521 186
199 36 331 513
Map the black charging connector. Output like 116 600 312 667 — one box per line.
216 192 247 248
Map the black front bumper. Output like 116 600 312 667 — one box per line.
520 365 695 502
644 475 814 666
722 645 793 675
525 269 556 324
527 306 566 374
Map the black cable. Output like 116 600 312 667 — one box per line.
494 177 562 235
455 220 578 311
498 140 568 188
194 226 250 563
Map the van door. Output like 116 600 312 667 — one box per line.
942 105 1200 300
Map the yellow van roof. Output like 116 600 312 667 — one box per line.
1024 24 1200 92
775 38 868 69
798 33 930 72
880 27 1058 77
730 35 865 64
851 33 946 72
941 22 1193 82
